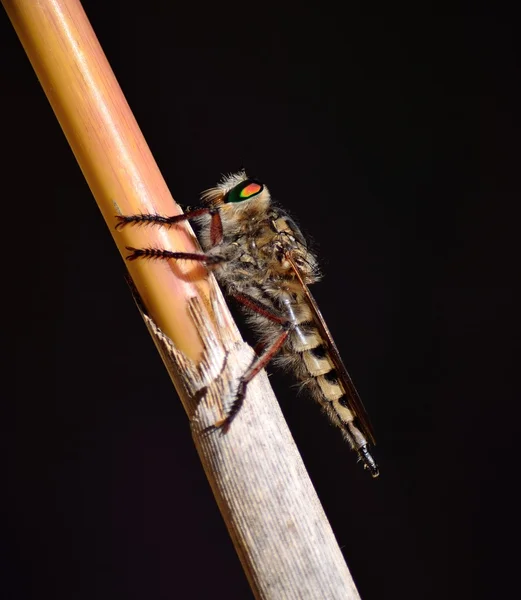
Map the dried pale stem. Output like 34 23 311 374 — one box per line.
3 1 361 598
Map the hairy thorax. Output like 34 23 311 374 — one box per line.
208 207 319 299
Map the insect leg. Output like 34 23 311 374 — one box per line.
209 210 224 246
216 328 290 432
211 292 294 430
115 207 210 230
115 208 224 246
125 246 224 265
232 292 289 325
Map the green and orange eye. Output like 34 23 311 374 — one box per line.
225 179 264 203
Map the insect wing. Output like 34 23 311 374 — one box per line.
287 254 377 445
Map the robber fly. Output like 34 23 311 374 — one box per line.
116 172 379 477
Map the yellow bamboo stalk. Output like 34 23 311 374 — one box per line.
3 1 363 598
4 0 208 361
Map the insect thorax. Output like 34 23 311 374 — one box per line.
197 205 319 298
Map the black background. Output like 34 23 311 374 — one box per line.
2 2 519 599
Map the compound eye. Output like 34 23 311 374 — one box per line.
225 179 264 203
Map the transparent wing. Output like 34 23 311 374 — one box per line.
287 254 376 445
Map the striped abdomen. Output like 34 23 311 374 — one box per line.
276 296 379 476
277 297 351 409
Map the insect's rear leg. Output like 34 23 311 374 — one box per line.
213 292 293 432
216 328 290 432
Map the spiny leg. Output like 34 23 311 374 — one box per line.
125 246 224 265
209 210 223 246
115 207 208 229
214 292 293 431
233 291 290 356
116 207 224 245
232 292 289 326
215 328 290 432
